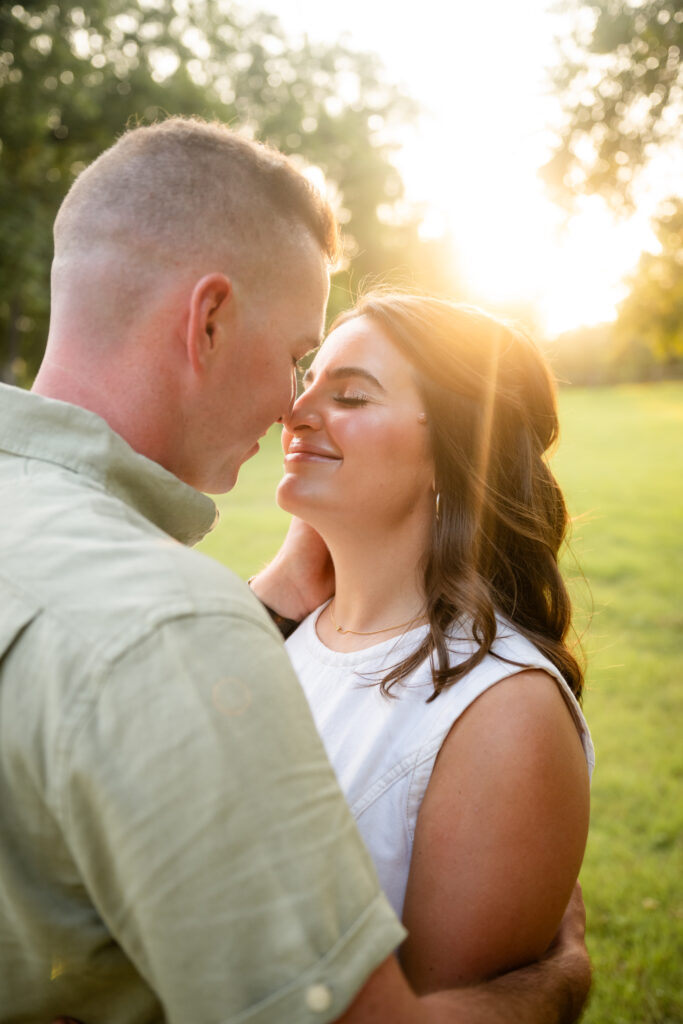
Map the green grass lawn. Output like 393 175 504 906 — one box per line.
198 381 683 1023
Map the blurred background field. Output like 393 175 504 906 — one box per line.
199 380 683 1024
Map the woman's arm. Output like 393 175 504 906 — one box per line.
249 516 334 621
400 669 590 992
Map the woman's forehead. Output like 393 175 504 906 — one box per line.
315 315 409 377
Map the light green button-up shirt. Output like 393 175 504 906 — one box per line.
0 384 404 1023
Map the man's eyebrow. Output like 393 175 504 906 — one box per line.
302 365 386 392
296 336 324 359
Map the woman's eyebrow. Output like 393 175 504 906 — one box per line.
302 365 386 391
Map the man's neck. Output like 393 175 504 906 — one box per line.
33 355 112 410
33 353 178 480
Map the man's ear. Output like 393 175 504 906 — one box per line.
186 273 233 374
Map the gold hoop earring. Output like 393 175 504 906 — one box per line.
435 491 441 521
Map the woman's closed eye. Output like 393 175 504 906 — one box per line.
334 392 370 406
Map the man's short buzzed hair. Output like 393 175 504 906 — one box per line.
53 116 339 293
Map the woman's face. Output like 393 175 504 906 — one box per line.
277 314 435 536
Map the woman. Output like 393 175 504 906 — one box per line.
276 292 594 991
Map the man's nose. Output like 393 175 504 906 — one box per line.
277 368 299 424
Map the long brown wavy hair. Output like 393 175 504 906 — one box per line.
331 291 584 702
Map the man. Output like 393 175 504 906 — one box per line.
0 117 590 1022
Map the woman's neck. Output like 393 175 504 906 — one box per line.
316 515 430 652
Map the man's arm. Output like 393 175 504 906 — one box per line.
60 609 404 1022
424 881 590 1024
335 883 590 1024
51 885 590 1024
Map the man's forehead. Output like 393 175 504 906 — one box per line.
279 230 329 287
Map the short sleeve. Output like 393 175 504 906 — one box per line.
61 610 405 1023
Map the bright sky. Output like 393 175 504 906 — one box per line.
247 0 671 337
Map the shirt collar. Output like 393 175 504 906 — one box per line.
0 384 218 547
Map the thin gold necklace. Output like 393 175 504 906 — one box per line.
328 601 424 637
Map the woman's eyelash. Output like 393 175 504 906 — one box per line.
334 395 369 406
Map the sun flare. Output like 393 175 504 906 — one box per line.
269 0 671 339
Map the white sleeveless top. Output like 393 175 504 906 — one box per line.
286 606 595 920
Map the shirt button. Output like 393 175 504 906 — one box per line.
305 982 333 1013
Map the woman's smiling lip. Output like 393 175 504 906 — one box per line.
284 441 342 462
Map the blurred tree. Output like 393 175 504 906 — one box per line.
544 201 683 383
542 0 683 213
1 0 440 384
545 320 672 384
614 197 683 365
544 323 618 385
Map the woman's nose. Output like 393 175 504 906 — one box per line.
283 388 323 432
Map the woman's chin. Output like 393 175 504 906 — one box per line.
276 478 333 526
276 478 315 517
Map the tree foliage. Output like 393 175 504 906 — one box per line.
0 0 446 384
544 201 683 383
542 1 683 377
542 0 683 212
614 197 683 363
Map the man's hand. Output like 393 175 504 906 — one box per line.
539 880 592 1020
249 516 334 622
